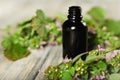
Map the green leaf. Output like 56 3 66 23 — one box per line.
31 17 41 30
4 43 30 61
83 18 97 27
91 66 100 75
85 53 105 64
96 61 106 71
19 24 32 37
29 36 40 48
1 9 63 61
62 71 73 80
69 67 75 76
38 24 47 38
85 51 98 62
48 23 59 33
18 18 32 27
88 7 106 22
1 36 13 49
56 36 62 44
36 9 46 22
103 19 120 35
31 10 48 38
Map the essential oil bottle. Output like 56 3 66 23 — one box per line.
62 6 88 60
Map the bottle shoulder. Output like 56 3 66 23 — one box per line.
63 20 87 28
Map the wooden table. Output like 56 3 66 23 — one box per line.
0 31 63 80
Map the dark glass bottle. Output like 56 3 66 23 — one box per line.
62 6 88 60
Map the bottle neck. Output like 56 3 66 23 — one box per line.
68 6 82 22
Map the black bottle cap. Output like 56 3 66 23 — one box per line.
69 6 81 16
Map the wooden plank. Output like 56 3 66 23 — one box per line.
18 46 52 80
0 50 13 79
35 46 63 80
51 46 62 65
0 46 52 80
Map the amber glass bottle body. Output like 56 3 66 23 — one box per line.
62 6 88 60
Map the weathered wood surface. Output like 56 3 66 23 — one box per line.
0 34 62 80
35 45 62 80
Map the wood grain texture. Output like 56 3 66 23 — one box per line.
35 46 62 80
0 45 62 80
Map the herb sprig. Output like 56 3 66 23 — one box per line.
1 10 62 61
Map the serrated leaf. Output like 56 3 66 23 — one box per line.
36 9 46 22
31 10 47 38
